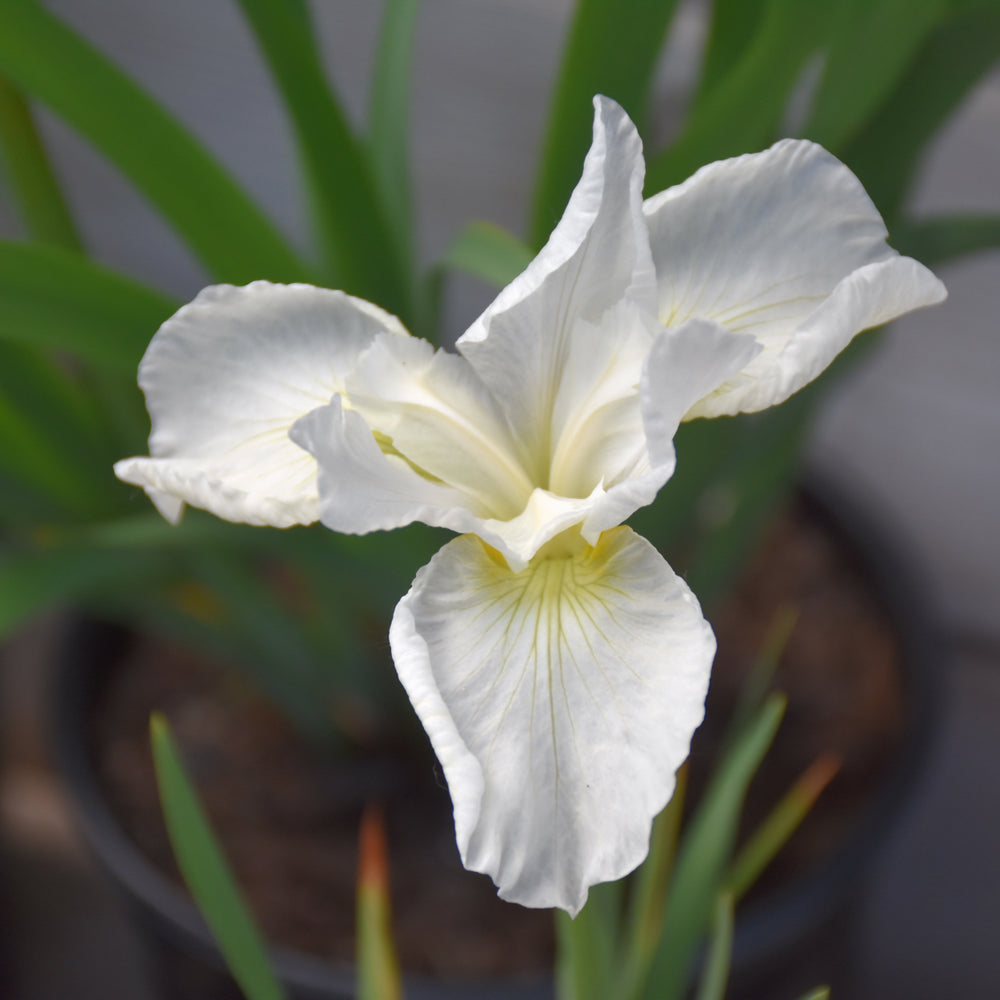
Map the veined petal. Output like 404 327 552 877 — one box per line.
644 139 946 416
114 282 406 526
574 318 763 545
546 299 660 500
688 256 943 417
293 400 590 574
289 396 484 537
641 319 763 467
389 527 715 915
479 489 600 572
458 97 658 481
113 455 315 528
343 332 533 519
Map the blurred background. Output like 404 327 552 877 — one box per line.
1 1 998 997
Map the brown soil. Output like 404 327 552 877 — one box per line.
92 493 903 979
698 494 903 892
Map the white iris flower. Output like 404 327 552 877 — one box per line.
115 98 944 915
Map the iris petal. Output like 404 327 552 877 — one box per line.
344 333 532 518
114 282 406 526
390 526 715 914
644 139 946 417
289 396 480 536
458 97 658 482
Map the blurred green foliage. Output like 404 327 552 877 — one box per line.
0 0 996 771
0 0 1000 744
3 0 995 996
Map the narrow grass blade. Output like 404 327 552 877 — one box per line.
441 221 535 290
531 0 682 247
693 892 734 1000
0 342 115 514
796 988 831 1000
234 0 411 319
839 6 1000 224
0 74 82 249
370 0 420 266
646 0 833 193
626 413 742 557
356 806 403 1000
725 752 841 902
556 880 622 1000
151 714 288 1000
724 606 798 748
893 215 1000 268
804 0 949 150
621 766 687 999
634 405 802 616
693 0 770 109
639 694 786 1000
0 241 177 371
0 2 309 284
684 391 818 609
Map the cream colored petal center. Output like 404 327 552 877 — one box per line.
344 334 534 519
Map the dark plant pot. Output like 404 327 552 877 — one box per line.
0 759 9 995
50 612 550 1000
722 469 942 998
50 474 940 1000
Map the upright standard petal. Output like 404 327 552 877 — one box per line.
390 527 715 914
292 309 758 571
114 282 406 526
644 139 946 417
457 97 658 485
640 319 763 468
576 316 764 544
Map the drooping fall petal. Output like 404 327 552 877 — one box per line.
389 527 715 915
